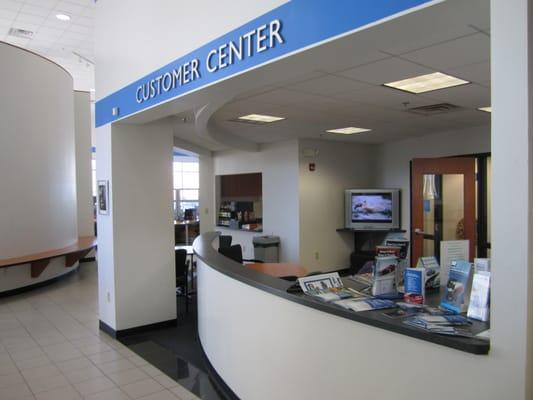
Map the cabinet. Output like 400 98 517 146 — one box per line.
221 173 261 198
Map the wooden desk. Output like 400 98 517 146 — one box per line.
246 263 307 278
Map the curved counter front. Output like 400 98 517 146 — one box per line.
194 232 496 400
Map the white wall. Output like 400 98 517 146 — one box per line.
0 259 79 292
74 91 95 237
213 140 299 262
376 125 490 238
0 43 78 259
96 121 176 330
491 0 532 397
94 0 287 99
298 139 378 272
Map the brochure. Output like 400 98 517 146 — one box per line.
403 313 473 337
375 246 401 257
416 256 441 289
403 267 425 304
385 238 409 284
334 298 397 312
372 256 398 296
474 258 491 273
440 260 472 313
467 271 491 321
298 272 354 302
440 240 469 288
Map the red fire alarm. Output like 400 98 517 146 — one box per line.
309 163 316 171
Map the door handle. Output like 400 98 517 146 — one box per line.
414 228 435 239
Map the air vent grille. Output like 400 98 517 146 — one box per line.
8 28 34 39
407 103 462 116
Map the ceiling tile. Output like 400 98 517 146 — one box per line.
401 33 490 71
20 3 51 17
73 15 91 26
25 0 59 8
448 61 490 85
0 0 22 11
287 74 371 96
420 83 490 109
332 86 437 111
0 8 17 20
338 57 433 85
68 23 90 34
10 22 39 33
15 12 45 25
55 0 85 16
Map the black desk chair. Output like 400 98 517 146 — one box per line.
219 235 232 250
218 244 263 264
175 249 190 312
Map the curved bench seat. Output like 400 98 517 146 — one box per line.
0 236 97 278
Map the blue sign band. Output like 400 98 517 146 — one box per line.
95 0 436 127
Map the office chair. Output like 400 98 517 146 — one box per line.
218 244 263 264
218 235 232 249
175 249 190 313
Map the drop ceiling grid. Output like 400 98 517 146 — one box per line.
0 0 95 90
216 29 491 144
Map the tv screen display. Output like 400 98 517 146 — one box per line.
351 193 393 223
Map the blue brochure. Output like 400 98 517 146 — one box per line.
441 260 472 313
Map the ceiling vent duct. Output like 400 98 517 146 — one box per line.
407 103 462 116
8 28 34 39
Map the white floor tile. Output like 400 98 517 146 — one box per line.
35 385 82 400
152 375 178 389
120 378 165 399
83 387 130 400
107 367 149 386
73 376 116 396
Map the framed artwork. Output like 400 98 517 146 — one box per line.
97 180 110 215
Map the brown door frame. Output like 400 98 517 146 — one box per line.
411 157 476 266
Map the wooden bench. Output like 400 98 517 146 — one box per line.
0 236 97 278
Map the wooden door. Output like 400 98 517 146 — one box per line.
411 157 476 266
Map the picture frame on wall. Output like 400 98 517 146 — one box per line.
97 180 110 215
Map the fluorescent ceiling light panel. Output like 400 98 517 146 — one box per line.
478 106 492 113
384 72 470 94
56 13 71 21
326 127 371 135
238 114 285 123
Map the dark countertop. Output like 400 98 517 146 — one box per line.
193 232 490 355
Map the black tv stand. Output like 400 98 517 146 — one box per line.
336 228 406 274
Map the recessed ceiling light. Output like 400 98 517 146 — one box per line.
478 106 492 113
326 127 371 135
238 114 285 123
384 72 470 94
56 13 71 21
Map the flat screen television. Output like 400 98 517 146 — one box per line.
344 189 400 230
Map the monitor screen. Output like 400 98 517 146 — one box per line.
351 193 393 223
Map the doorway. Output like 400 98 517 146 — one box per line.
410 154 492 266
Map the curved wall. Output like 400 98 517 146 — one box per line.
0 42 78 259
196 234 516 400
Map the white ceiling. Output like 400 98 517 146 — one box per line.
0 0 94 91
212 29 491 145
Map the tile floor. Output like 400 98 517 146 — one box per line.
0 262 200 400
